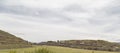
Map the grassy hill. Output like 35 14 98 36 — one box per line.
0 46 118 53
38 40 120 52
0 30 31 49
0 29 119 53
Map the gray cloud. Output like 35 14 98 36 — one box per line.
63 4 86 13
0 5 73 24
103 0 120 15
0 0 120 42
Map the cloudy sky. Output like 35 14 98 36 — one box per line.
0 0 120 42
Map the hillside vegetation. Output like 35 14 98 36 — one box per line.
38 40 120 52
0 30 31 49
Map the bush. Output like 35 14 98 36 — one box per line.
9 50 17 53
33 48 53 53
9 48 54 53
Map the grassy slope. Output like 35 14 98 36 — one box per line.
0 30 29 44
0 30 31 49
0 46 119 53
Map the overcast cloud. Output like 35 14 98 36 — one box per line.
0 0 120 42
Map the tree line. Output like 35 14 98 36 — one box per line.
34 40 120 52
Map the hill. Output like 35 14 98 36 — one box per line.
38 40 120 52
0 30 31 49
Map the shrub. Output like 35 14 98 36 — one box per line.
33 48 53 53
9 48 54 53
9 50 17 53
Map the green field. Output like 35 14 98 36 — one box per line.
0 46 119 53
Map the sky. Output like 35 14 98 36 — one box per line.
0 0 120 42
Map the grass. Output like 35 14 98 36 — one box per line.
0 46 119 53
